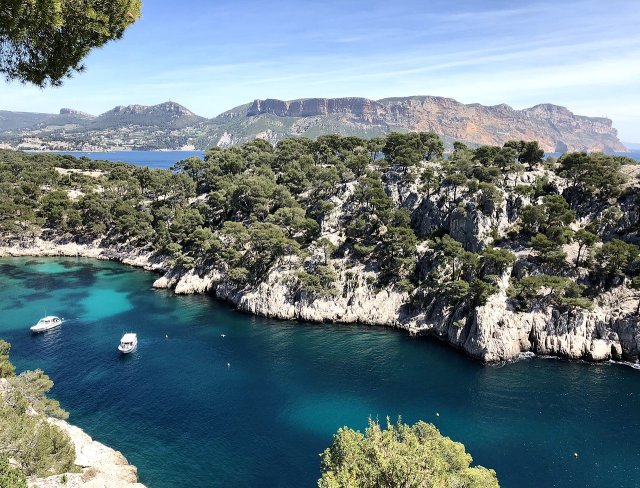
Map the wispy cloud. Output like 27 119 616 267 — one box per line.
2 0 639 139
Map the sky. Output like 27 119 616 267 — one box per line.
2 0 639 141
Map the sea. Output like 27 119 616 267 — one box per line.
1 258 639 488
45 150 205 169
46 150 640 168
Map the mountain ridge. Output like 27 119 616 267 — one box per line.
0 97 626 152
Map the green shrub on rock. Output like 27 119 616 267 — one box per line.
319 418 499 488
0 456 27 488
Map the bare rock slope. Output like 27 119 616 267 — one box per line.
235 96 625 152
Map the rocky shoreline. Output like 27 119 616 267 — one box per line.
0 377 144 488
28 418 146 488
2 237 639 364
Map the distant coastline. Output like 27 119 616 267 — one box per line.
0 95 627 152
23 148 640 169
623 141 640 150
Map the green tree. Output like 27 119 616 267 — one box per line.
39 190 71 229
295 266 338 299
0 342 75 478
508 274 591 311
557 152 627 201
0 0 141 86
417 132 444 161
380 225 417 282
574 229 598 268
266 206 319 244
0 340 15 378
594 239 640 288
442 172 467 201
520 195 575 235
0 456 27 488
503 140 544 170
481 247 516 275
319 418 499 488
382 132 424 171
433 235 476 282
419 166 440 198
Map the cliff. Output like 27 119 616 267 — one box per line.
1 143 638 365
241 96 625 152
2 162 639 364
28 419 146 488
0 377 145 488
0 96 627 152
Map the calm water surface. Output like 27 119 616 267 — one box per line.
47 150 205 169
1 258 639 488
43 149 640 169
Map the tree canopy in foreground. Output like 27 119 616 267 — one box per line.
0 340 75 479
0 0 142 86
319 418 499 487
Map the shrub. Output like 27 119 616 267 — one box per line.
319 418 499 488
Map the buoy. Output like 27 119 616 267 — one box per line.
573 452 578 458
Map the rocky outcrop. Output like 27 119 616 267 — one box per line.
28 419 146 488
247 98 387 123
2 162 640 365
2 235 639 363
0 378 145 488
0 96 627 151
0 238 167 272
243 96 626 152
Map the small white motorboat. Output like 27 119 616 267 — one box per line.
118 333 138 354
30 316 64 333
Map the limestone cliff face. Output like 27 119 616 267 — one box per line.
0 378 145 488
29 418 146 488
1 96 626 152
244 96 625 152
247 98 387 123
2 164 639 364
2 234 639 363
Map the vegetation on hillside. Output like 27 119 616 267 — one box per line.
319 418 499 488
0 133 638 322
0 340 76 481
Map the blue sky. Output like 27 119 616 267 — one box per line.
2 0 639 140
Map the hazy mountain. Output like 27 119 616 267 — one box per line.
0 97 627 152
90 101 206 130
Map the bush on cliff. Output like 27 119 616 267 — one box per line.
319 418 499 488
0 456 27 488
1 137 639 320
0 340 76 478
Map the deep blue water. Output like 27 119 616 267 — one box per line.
1 258 640 488
39 150 640 169
46 150 205 169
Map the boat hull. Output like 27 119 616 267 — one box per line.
118 344 137 354
30 322 62 333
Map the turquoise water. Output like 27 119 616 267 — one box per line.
1 258 639 487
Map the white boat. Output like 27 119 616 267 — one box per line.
30 316 63 333
118 333 137 354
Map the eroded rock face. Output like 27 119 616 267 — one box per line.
0 378 144 488
2 172 640 365
28 419 146 488
245 96 626 152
